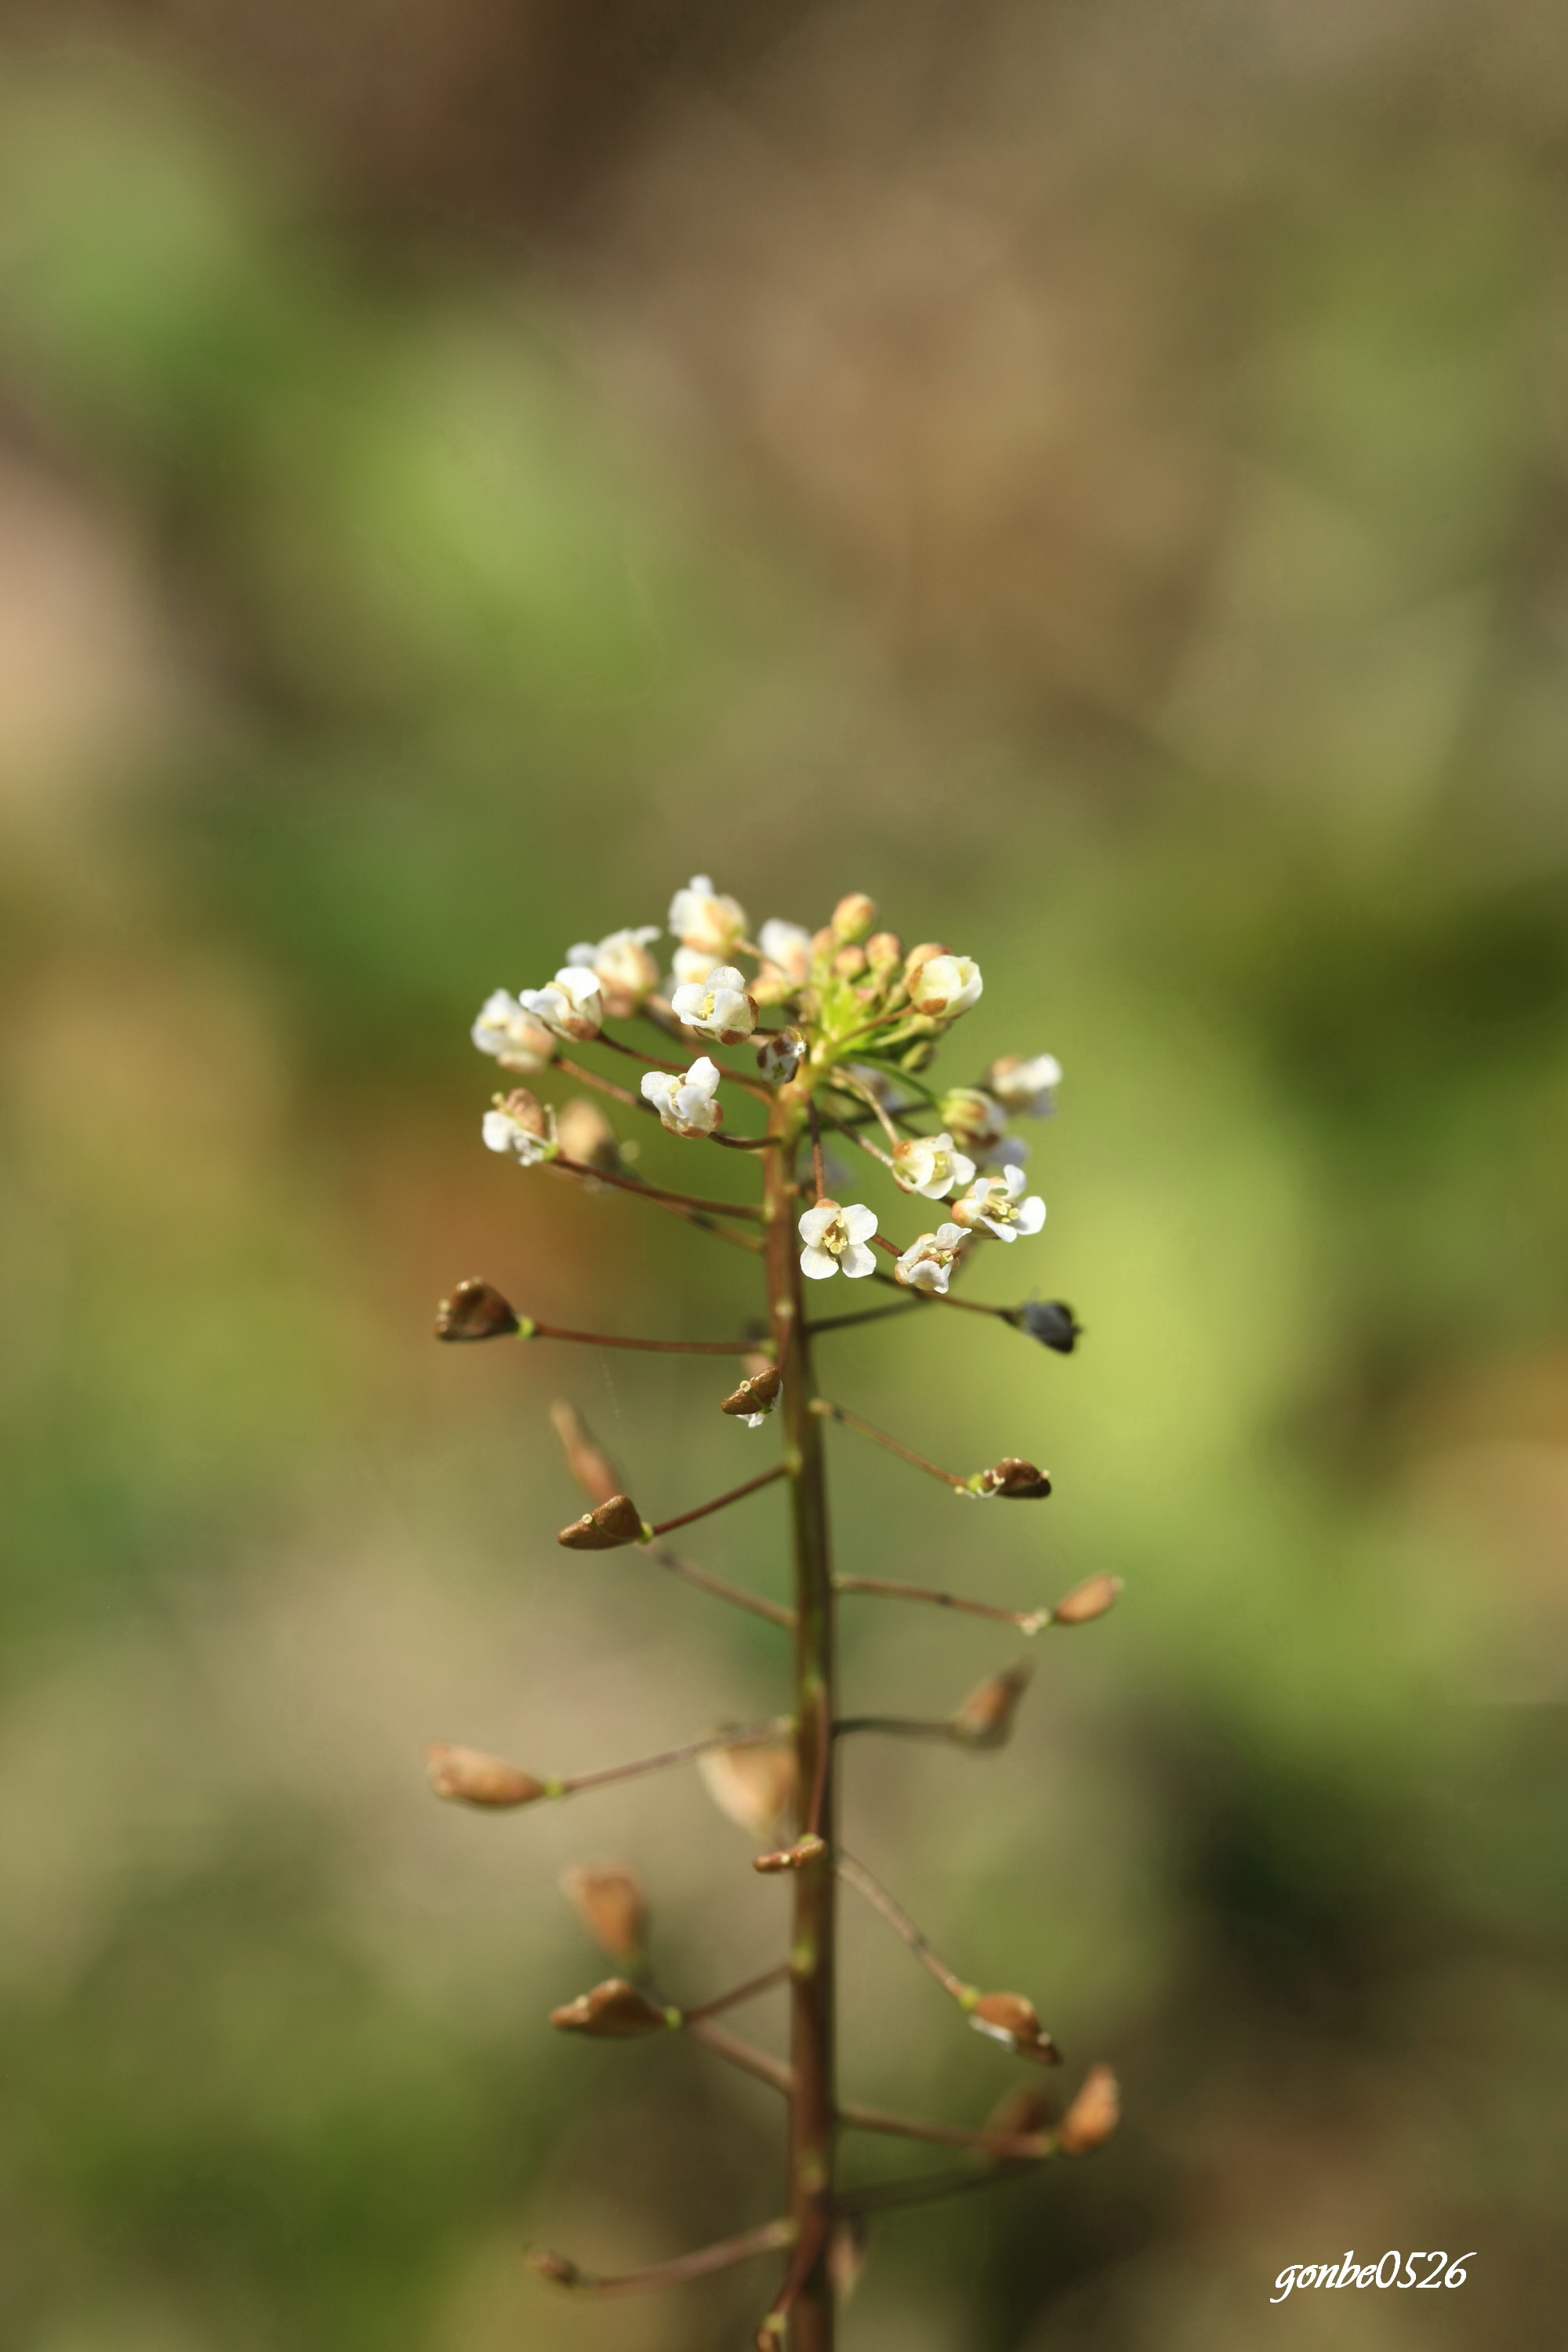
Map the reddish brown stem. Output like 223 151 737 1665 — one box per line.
834 1576 1048 1635
554 1154 764 1221
684 1963 793 2025
834 2159 1040 2217
648 1462 789 1537
837 2103 1049 2161
644 1540 797 1632
837 1853 973 2005
559 1720 790 1798
686 2017 795 2096
532 2216 796 2297
809 1398 968 1490
528 1319 765 1356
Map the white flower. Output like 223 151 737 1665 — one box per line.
890 1130 975 1200
670 964 757 1044
566 927 661 1018
951 1164 1046 1243
894 1223 967 1294
798 1198 879 1281
988 1054 1062 1117
909 953 983 1019
518 967 604 1043
668 875 749 960
938 1087 1007 1152
757 1027 806 1083
641 1056 723 1138
470 989 557 1073
482 1091 559 1166
757 918 813 986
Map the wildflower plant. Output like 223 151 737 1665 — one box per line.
430 879 1120 2347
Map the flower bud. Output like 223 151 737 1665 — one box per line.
909 953 983 1020
527 2249 581 2288
699 1739 797 1839
566 927 661 1018
950 1661 1033 1749
1009 1299 1081 1353
757 1027 806 1082
434 1278 521 1341
548 1399 622 1506
482 1089 560 1166
833 943 868 978
903 942 946 982
982 2083 1054 2142
561 1862 648 1965
831 891 877 944
865 931 903 975
721 1364 782 1425
1052 1573 1122 1626
968 1990 1061 2064
938 1087 1007 1152
471 991 557 1073
1057 2063 1120 2155
829 2217 868 2303
974 1457 1053 1499
426 1741 550 1808
668 875 748 960
519 968 603 1043
752 1833 826 1874
555 1096 620 1171
891 1132 975 1200
550 1976 676 2038
557 1493 648 1550
757 919 813 988
988 1053 1062 1117
670 965 757 1045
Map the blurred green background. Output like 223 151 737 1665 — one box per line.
2 4 1567 2347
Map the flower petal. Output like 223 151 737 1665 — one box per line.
800 1247 839 1280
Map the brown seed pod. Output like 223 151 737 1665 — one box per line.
969 1990 1062 2065
548 1399 622 1507
950 1661 1033 1749
980 1457 1054 1499
550 1976 673 2038
561 1862 648 1965
425 1742 548 1808
721 1365 783 1420
698 1739 798 1840
1057 2063 1120 2154
752 1833 826 1875
526 2249 581 2288
1052 1573 1123 1626
434 1278 520 1342
557 1494 646 1551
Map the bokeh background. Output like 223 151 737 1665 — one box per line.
4 4 1568 2347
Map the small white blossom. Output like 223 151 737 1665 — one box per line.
518 967 604 1043
988 1054 1062 1117
798 1198 879 1281
938 1087 1007 1152
894 1222 967 1294
951 1163 1046 1243
757 1027 806 1083
671 964 757 1044
668 875 749 960
641 1056 723 1138
909 953 983 1019
890 1130 975 1200
470 989 557 1073
757 919 813 986
566 927 661 1018
482 1092 559 1167
670 943 720 989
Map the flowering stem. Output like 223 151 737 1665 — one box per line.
808 1398 968 1491
837 1853 974 2006
524 1319 768 1356
687 2017 795 2096
532 2216 796 2298
837 2103 1049 2161
683 1962 793 2024
555 1155 765 1221
644 1539 797 1632
833 1575 1049 1635
766 1087 838 2350
646 1462 789 1538
557 1054 768 1149
560 1719 792 1798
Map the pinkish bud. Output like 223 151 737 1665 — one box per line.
555 1096 620 1171
1053 1573 1122 1626
976 1457 1053 1500
548 1399 623 1507
550 1976 675 2038
864 931 903 975
969 1990 1062 2064
496 1086 550 1138
833 943 869 979
426 1742 549 1808
721 1364 782 1421
527 2249 581 2288
903 941 947 981
557 1494 647 1550
434 1278 521 1341
561 1862 648 1964
831 891 877 944
1057 2063 1120 2154
950 1661 1033 1749
699 1740 798 1840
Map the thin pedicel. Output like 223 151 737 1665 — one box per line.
437 880 1121 2347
